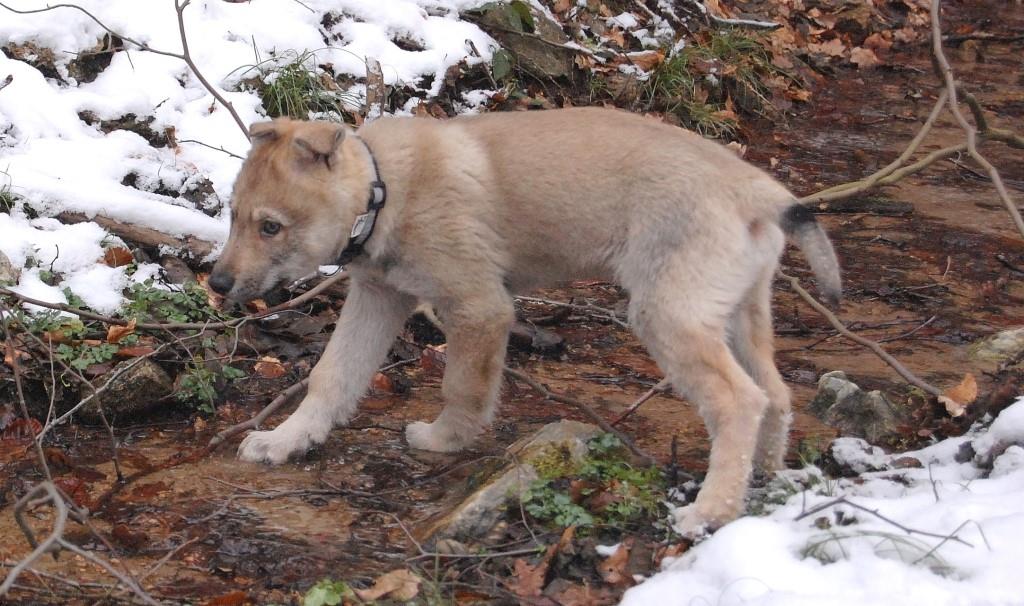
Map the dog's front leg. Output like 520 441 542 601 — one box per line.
406 293 514 452
238 280 413 464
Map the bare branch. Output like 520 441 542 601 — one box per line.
208 378 309 447
503 366 657 466
930 0 1024 239
0 1 250 139
780 272 942 397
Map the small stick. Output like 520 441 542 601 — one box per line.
611 378 672 426
503 366 656 466
780 272 942 397
208 378 309 447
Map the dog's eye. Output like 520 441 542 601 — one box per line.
261 220 282 237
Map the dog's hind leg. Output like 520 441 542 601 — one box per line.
627 258 768 535
406 288 514 452
728 271 792 475
238 279 414 464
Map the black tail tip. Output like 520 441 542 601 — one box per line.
780 204 818 233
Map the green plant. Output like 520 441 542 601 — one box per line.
303 579 355 606
125 279 226 324
520 433 667 530
234 49 359 122
55 341 118 371
176 358 245 413
644 28 787 138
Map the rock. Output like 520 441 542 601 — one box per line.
0 250 19 284
78 359 173 423
417 420 600 543
465 2 575 80
509 321 565 355
808 371 903 445
968 327 1024 368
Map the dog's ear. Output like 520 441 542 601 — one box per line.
249 121 280 144
293 123 347 169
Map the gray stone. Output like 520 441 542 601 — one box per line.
809 370 903 445
0 250 19 284
78 358 173 422
968 327 1024 366
418 420 600 542
466 2 575 80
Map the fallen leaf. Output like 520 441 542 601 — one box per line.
1 418 42 440
807 38 846 57
355 569 421 602
597 537 633 585
507 557 548 597
116 345 156 358
939 373 977 417
103 246 134 268
420 344 448 374
548 581 616 606
552 0 572 13
626 50 664 72
203 591 250 606
849 46 880 69
371 371 394 393
106 318 137 344
254 356 287 379
863 32 893 53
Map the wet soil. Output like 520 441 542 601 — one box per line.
2 2 1023 603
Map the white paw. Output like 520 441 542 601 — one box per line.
671 504 713 539
237 418 323 464
405 420 468 453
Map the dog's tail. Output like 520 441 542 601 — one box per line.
779 203 842 307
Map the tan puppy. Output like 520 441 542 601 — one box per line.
209 107 840 535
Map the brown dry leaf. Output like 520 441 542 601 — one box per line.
420 343 448 374
355 569 421 602
939 373 978 417
557 525 577 555
371 371 394 393
507 557 548 597
196 273 225 310
849 47 880 69
605 28 626 48
703 0 735 18
552 0 572 13
254 356 287 379
597 537 633 585
103 246 134 268
116 345 156 358
807 38 846 57
549 582 616 606
863 32 893 53
626 50 664 72
106 318 137 344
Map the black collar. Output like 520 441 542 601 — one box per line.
335 138 387 266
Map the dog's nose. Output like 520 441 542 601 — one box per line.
207 271 235 296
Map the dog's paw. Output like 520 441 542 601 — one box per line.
671 504 715 539
405 420 468 453
237 422 317 464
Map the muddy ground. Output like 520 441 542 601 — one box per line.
1 2 1022 604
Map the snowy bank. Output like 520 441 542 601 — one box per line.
0 0 494 312
622 397 1024 606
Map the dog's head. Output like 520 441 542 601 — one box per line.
209 118 367 302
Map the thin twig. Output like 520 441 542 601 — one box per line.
780 272 942 397
611 378 672 426
930 0 1024 239
0 1 249 139
208 378 309 447
0 270 348 332
794 496 972 547
503 366 656 466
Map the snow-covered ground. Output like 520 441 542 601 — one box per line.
624 397 1024 606
0 0 496 312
